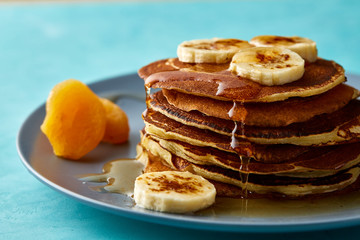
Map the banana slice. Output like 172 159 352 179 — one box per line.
229 47 305 86
134 171 216 213
177 38 253 63
250 35 318 62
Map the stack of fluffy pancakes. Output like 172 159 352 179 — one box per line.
137 37 360 199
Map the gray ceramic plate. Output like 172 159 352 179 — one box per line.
17 73 360 232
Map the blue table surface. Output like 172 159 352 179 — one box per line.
2 0 360 239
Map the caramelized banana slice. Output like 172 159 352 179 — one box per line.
177 38 253 63
250 35 318 62
134 171 216 213
229 47 305 86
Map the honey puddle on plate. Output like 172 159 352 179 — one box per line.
80 159 144 196
80 158 360 217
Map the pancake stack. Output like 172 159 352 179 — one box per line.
137 36 360 198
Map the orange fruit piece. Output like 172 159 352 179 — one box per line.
100 98 130 144
40 79 106 160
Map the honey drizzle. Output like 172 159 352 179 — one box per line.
228 101 251 208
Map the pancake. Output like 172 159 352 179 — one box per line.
139 58 345 102
138 141 360 198
141 133 360 178
148 92 360 146
138 39 360 199
142 108 320 163
192 163 360 197
162 84 359 126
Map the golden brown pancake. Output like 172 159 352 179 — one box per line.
143 133 360 177
192 162 360 197
141 133 360 178
143 110 318 163
148 92 360 146
139 58 345 102
138 143 360 198
162 84 358 126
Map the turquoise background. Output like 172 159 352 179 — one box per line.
2 0 360 239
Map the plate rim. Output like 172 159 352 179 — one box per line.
16 73 360 233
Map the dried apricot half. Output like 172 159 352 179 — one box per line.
100 98 130 144
40 79 106 160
